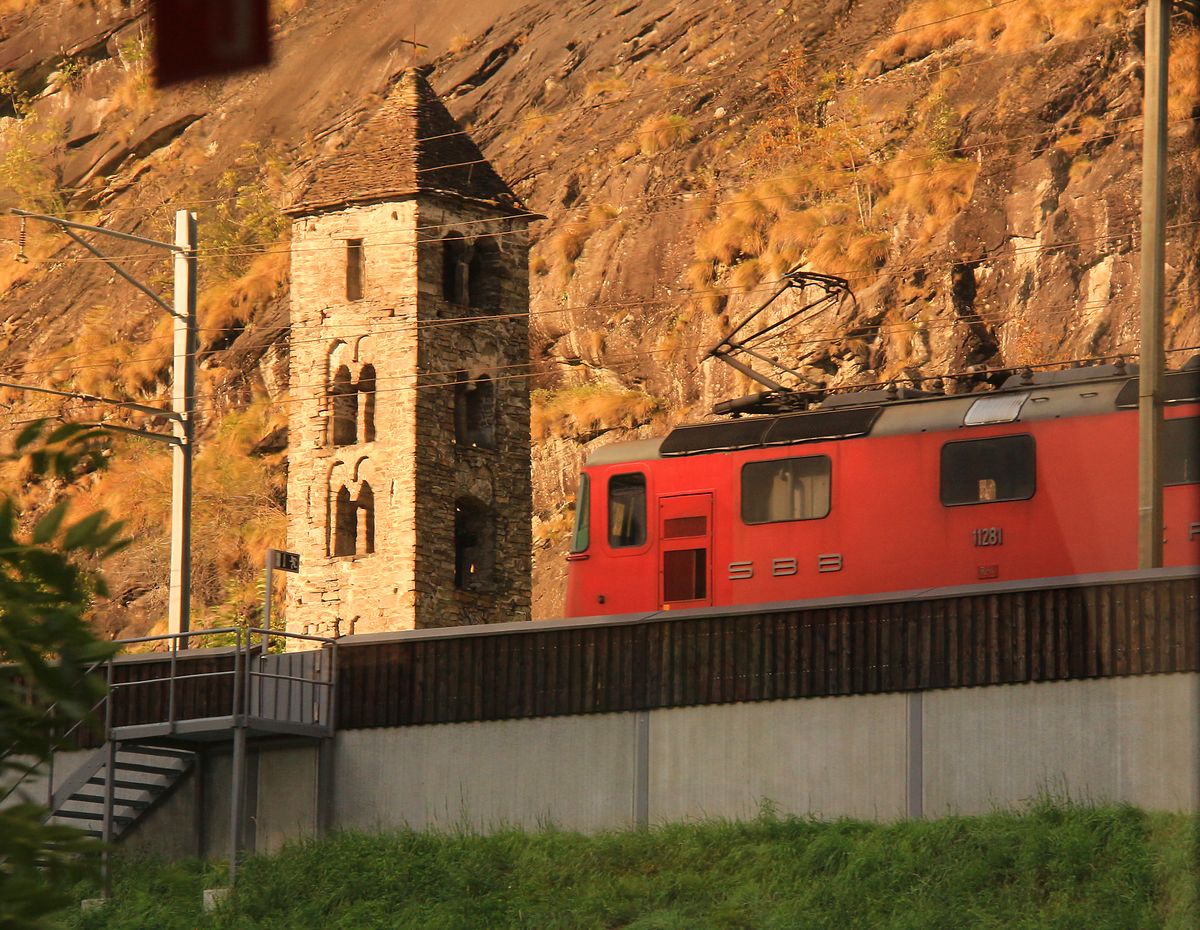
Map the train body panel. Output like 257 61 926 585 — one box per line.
564 367 1200 617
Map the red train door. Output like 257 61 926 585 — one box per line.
658 493 713 608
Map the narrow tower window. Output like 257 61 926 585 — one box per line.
468 239 501 310
333 486 356 556
346 239 364 301
442 233 469 305
454 498 495 592
358 364 377 443
357 482 375 554
454 374 496 449
331 365 357 446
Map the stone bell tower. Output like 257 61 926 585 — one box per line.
283 67 533 636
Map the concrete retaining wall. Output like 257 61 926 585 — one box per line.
334 713 638 833
922 673 1200 815
648 694 910 822
42 672 1200 857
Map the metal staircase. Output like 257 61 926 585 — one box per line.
47 744 196 841
4 625 336 886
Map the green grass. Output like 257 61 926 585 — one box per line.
61 803 1198 930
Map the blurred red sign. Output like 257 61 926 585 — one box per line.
151 0 271 87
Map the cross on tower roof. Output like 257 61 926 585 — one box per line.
286 67 524 217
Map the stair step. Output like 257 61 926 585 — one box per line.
69 793 152 810
86 776 166 792
54 809 134 825
50 743 196 842
104 761 182 776
122 746 194 762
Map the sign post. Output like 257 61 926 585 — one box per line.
263 548 300 653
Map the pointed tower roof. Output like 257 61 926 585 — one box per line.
286 68 523 216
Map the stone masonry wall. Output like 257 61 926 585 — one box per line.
286 196 532 636
286 202 420 638
413 197 532 628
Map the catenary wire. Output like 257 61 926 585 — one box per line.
28 0 1041 221
9 105 1199 272
4 344 1199 450
4 215 1196 386
5 2 1183 242
4 212 1198 390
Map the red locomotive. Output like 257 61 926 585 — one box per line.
564 358 1200 617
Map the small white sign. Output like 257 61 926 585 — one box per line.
270 549 301 573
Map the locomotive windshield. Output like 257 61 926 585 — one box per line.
570 475 590 553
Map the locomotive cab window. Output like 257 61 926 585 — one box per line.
941 434 1036 506
570 474 590 553
741 456 831 524
608 473 646 548
1165 417 1200 485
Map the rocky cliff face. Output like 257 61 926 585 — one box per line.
0 0 1196 632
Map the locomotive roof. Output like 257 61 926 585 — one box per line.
586 361 1200 467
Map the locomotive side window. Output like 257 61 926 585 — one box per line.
741 456 831 524
608 473 647 548
940 435 1036 506
570 474 590 552
1164 417 1200 485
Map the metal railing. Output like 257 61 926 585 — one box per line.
0 659 110 811
1 627 338 813
107 627 338 736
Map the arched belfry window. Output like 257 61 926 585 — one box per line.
442 233 469 305
329 466 376 558
454 497 496 592
357 481 375 554
333 486 356 556
454 374 496 449
468 239 502 311
358 364 376 443
331 365 357 446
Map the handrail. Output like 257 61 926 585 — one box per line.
0 690 110 808
247 627 334 644
0 656 111 808
110 626 244 647
111 670 241 686
247 670 335 686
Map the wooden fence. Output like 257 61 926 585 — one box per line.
336 571 1200 728
40 571 1197 744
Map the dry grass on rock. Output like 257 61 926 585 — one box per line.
74 401 285 638
863 0 1136 74
532 383 664 440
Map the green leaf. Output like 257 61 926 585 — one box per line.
26 450 48 477
0 498 15 544
30 501 68 545
89 519 126 552
62 511 105 550
44 422 89 445
12 419 44 452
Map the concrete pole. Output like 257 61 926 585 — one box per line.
1138 0 1169 569
169 211 198 637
